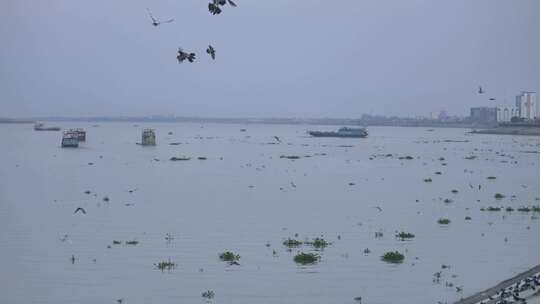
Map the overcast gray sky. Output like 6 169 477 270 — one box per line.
1 0 539 118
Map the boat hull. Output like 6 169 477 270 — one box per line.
308 131 367 138
35 127 61 131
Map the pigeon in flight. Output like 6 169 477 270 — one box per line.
146 8 174 27
177 48 196 63
208 0 237 15
206 45 216 60
74 207 86 214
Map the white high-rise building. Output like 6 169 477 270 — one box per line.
515 91 537 120
496 106 521 122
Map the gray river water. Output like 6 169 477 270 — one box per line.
1 123 539 304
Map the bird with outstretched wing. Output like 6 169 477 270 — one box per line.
206 45 216 60
74 207 86 214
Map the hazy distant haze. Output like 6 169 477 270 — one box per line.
1 0 539 118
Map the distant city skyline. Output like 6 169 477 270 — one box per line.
1 0 539 118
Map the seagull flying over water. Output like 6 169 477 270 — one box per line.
146 8 174 27
206 45 216 60
74 207 86 214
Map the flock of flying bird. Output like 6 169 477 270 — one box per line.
478 85 497 101
146 0 237 64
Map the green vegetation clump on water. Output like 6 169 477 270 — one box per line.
219 251 240 262
381 251 405 263
516 206 540 212
283 238 302 247
438 218 451 225
396 231 415 240
280 155 301 160
201 290 215 300
170 156 191 161
293 252 320 265
305 237 331 249
155 259 176 271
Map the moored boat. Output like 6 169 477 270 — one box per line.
68 128 86 141
34 122 61 131
141 129 156 146
308 127 368 138
61 131 79 148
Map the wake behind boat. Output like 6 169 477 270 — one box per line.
308 127 368 138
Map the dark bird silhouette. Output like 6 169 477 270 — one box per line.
74 207 86 214
374 206 383 212
208 2 221 15
274 136 281 143
177 48 196 63
478 86 485 94
206 45 216 60
489 97 496 101
208 0 237 15
146 8 174 27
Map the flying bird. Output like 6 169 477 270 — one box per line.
208 3 222 15
177 48 196 63
74 207 86 214
478 86 484 94
208 0 237 15
206 45 216 60
146 8 174 27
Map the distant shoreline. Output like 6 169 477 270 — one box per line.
471 126 540 136
0 116 486 128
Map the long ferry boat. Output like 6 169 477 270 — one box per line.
34 122 61 131
308 127 368 138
